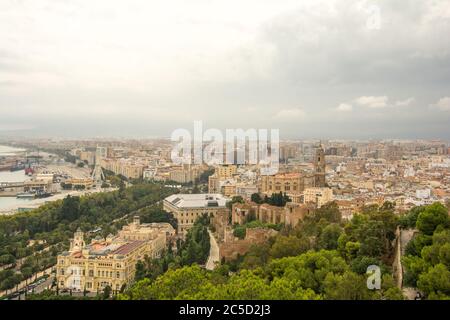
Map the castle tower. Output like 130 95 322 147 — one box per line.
314 145 326 187
70 228 85 252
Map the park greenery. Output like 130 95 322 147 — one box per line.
1 170 448 300
401 203 450 299
251 192 292 207
119 201 416 300
134 214 211 282
0 181 178 291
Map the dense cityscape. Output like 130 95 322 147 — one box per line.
0 0 449 311
0 138 448 300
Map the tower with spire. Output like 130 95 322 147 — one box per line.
314 143 326 187
69 228 85 252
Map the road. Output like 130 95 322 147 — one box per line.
12 275 54 300
205 229 220 270
400 229 416 256
0 266 54 298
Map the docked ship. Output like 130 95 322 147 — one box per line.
25 166 34 176
35 191 52 199
16 192 36 199
10 161 26 172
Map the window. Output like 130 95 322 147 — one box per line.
89 270 94 277
116 272 120 279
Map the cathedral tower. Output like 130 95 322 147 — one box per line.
314 145 326 187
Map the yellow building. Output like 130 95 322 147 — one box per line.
23 179 53 193
168 164 202 184
216 165 237 179
100 159 145 179
65 178 94 190
260 172 304 195
221 182 237 198
303 187 334 208
208 175 220 193
56 217 174 293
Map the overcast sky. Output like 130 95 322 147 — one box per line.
0 0 449 140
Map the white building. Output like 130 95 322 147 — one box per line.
163 194 228 237
416 189 431 199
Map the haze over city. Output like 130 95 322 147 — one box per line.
0 0 449 139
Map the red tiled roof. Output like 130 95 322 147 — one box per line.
72 251 83 258
112 241 145 255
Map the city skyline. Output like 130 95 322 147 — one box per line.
0 0 449 139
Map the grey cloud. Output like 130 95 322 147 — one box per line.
0 0 449 139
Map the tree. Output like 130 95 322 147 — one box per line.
233 225 246 239
323 271 372 300
240 243 271 270
269 235 310 259
416 203 449 235
318 224 342 250
198 168 215 184
135 260 146 281
60 195 81 221
251 193 263 204
0 254 15 265
399 206 426 229
417 263 450 299
313 202 342 223
226 196 244 209
350 256 383 275
102 285 112 299
264 192 291 207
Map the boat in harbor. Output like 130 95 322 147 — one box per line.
35 191 52 199
16 192 36 199
10 161 26 172
25 167 34 176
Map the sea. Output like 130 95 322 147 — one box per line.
0 145 32 211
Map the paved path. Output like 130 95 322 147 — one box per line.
400 229 418 300
400 229 416 256
205 230 220 270
12 275 54 300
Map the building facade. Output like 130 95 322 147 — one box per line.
56 217 174 293
163 193 228 237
